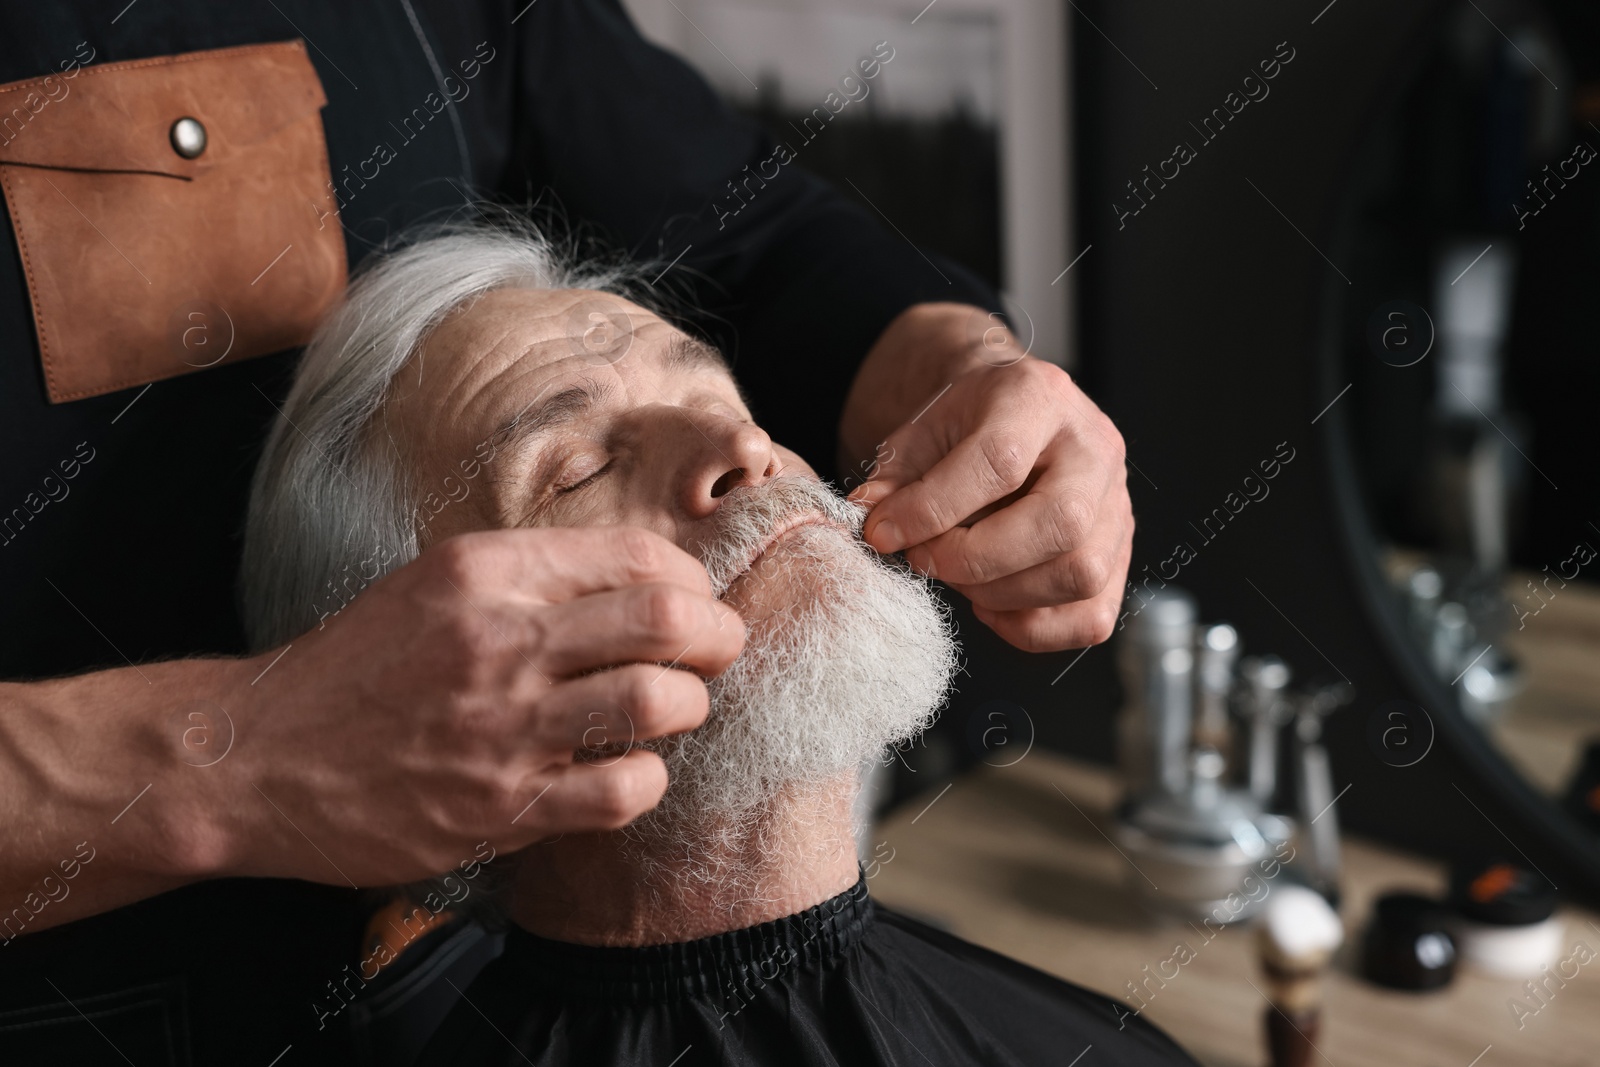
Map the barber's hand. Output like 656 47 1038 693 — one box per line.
229 527 742 885
850 357 1133 652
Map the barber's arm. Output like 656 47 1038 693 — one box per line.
0 527 740 934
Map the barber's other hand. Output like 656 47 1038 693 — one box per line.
850 357 1133 652
229 527 742 886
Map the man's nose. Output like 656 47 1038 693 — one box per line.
680 415 779 518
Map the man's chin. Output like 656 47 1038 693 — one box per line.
719 577 800 627
715 529 836 626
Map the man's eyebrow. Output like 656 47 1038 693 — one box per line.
664 335 731 375
491 377 612 458
663 334 755 411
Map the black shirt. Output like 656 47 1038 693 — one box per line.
0 2 994 1063
422 878 1199 1067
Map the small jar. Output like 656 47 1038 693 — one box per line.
1361 892 1457 991
1447 861 1564 977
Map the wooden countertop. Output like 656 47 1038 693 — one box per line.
1496 568 1600 796
869 751 1600 1067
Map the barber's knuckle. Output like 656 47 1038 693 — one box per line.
1068 549 1113 599
445 694 500 744
979 432 1030 492
909 492 956 536
617 668 667 722
1109 489 1134 537
436 610 487 677
614 527 665 580
1023 357 1065 391
1048 490 1096 552
1087 602 1119 646
611 662 651 702
429 535 484 588
956 548 999 586
594 770 648 826
637 584 694 640
1017 361 1062 406
1057 604 1116 649
514 610 552 660
1008 617 1050 655
1102 416 1128 459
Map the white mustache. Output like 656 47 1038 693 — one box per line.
691 477 869 599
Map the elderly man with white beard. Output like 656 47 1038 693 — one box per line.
240 224 1195 1067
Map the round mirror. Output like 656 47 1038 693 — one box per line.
1329 0 1600 840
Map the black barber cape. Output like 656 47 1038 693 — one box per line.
0 2 995 1064
421 880 1198 1067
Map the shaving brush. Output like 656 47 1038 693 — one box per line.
1256 885 1344 1067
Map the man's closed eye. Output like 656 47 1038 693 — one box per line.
555 459 612 494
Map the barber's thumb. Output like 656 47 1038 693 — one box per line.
847 479 893 505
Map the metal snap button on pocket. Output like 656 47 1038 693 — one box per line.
170 116 206 159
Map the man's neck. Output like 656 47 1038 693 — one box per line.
507 779 861 946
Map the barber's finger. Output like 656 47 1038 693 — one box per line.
901 452 1118 585
970 549 1128 652
532 582 745 678
532 749 671 832
859 423 1054 556
845 431 941 509
433 526 715 603
532 665 709 749
952 504 1133 611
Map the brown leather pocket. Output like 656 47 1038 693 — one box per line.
0 40 346 403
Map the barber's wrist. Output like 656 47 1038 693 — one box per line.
838 301 1008 475
60 655 258 881
162 652 280 881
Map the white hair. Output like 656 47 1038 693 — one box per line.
239 221 652 651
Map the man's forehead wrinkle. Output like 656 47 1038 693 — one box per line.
405 312 504 417
425 337 515 456
392 290 589 477
427 311 569 435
